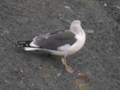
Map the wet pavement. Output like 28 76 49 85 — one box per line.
0 0 120 90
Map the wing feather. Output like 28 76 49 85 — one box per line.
30 30 76 50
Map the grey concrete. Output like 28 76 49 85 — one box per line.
0 0 120 90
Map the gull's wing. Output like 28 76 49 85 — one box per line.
30 30 76 50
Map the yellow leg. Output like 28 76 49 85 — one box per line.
61 56 74 74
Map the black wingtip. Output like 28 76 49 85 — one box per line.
16 41 25 48
16 41 31 48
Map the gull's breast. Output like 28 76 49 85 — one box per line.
67 33 86 55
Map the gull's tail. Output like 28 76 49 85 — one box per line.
16 41 31 48
16 41 41 51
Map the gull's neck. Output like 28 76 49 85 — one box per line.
70 27 84 35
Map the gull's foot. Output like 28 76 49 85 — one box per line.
65 65 74 74
78 73 89 83
61 56 74 74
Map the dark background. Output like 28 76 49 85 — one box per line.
0 0 120 90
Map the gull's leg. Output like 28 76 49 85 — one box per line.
61 56 74 74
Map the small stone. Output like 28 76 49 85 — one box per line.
4 80 9 83
20 69 24 73
64 5 73 12
38 66 42 69
57 72 61 77
104 3 107 7
64 5 71 9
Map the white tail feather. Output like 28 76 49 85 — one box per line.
24 47 40 51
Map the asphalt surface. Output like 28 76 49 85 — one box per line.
0 0 120 90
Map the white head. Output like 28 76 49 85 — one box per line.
70 20 83 34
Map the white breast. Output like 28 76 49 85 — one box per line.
67 32 86 55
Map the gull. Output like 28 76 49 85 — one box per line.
17 20 87 80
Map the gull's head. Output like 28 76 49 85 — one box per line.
70 20 83 34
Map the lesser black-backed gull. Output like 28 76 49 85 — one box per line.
17 20 87 80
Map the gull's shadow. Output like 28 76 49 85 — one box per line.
15 47 62 69
31 52 62 68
